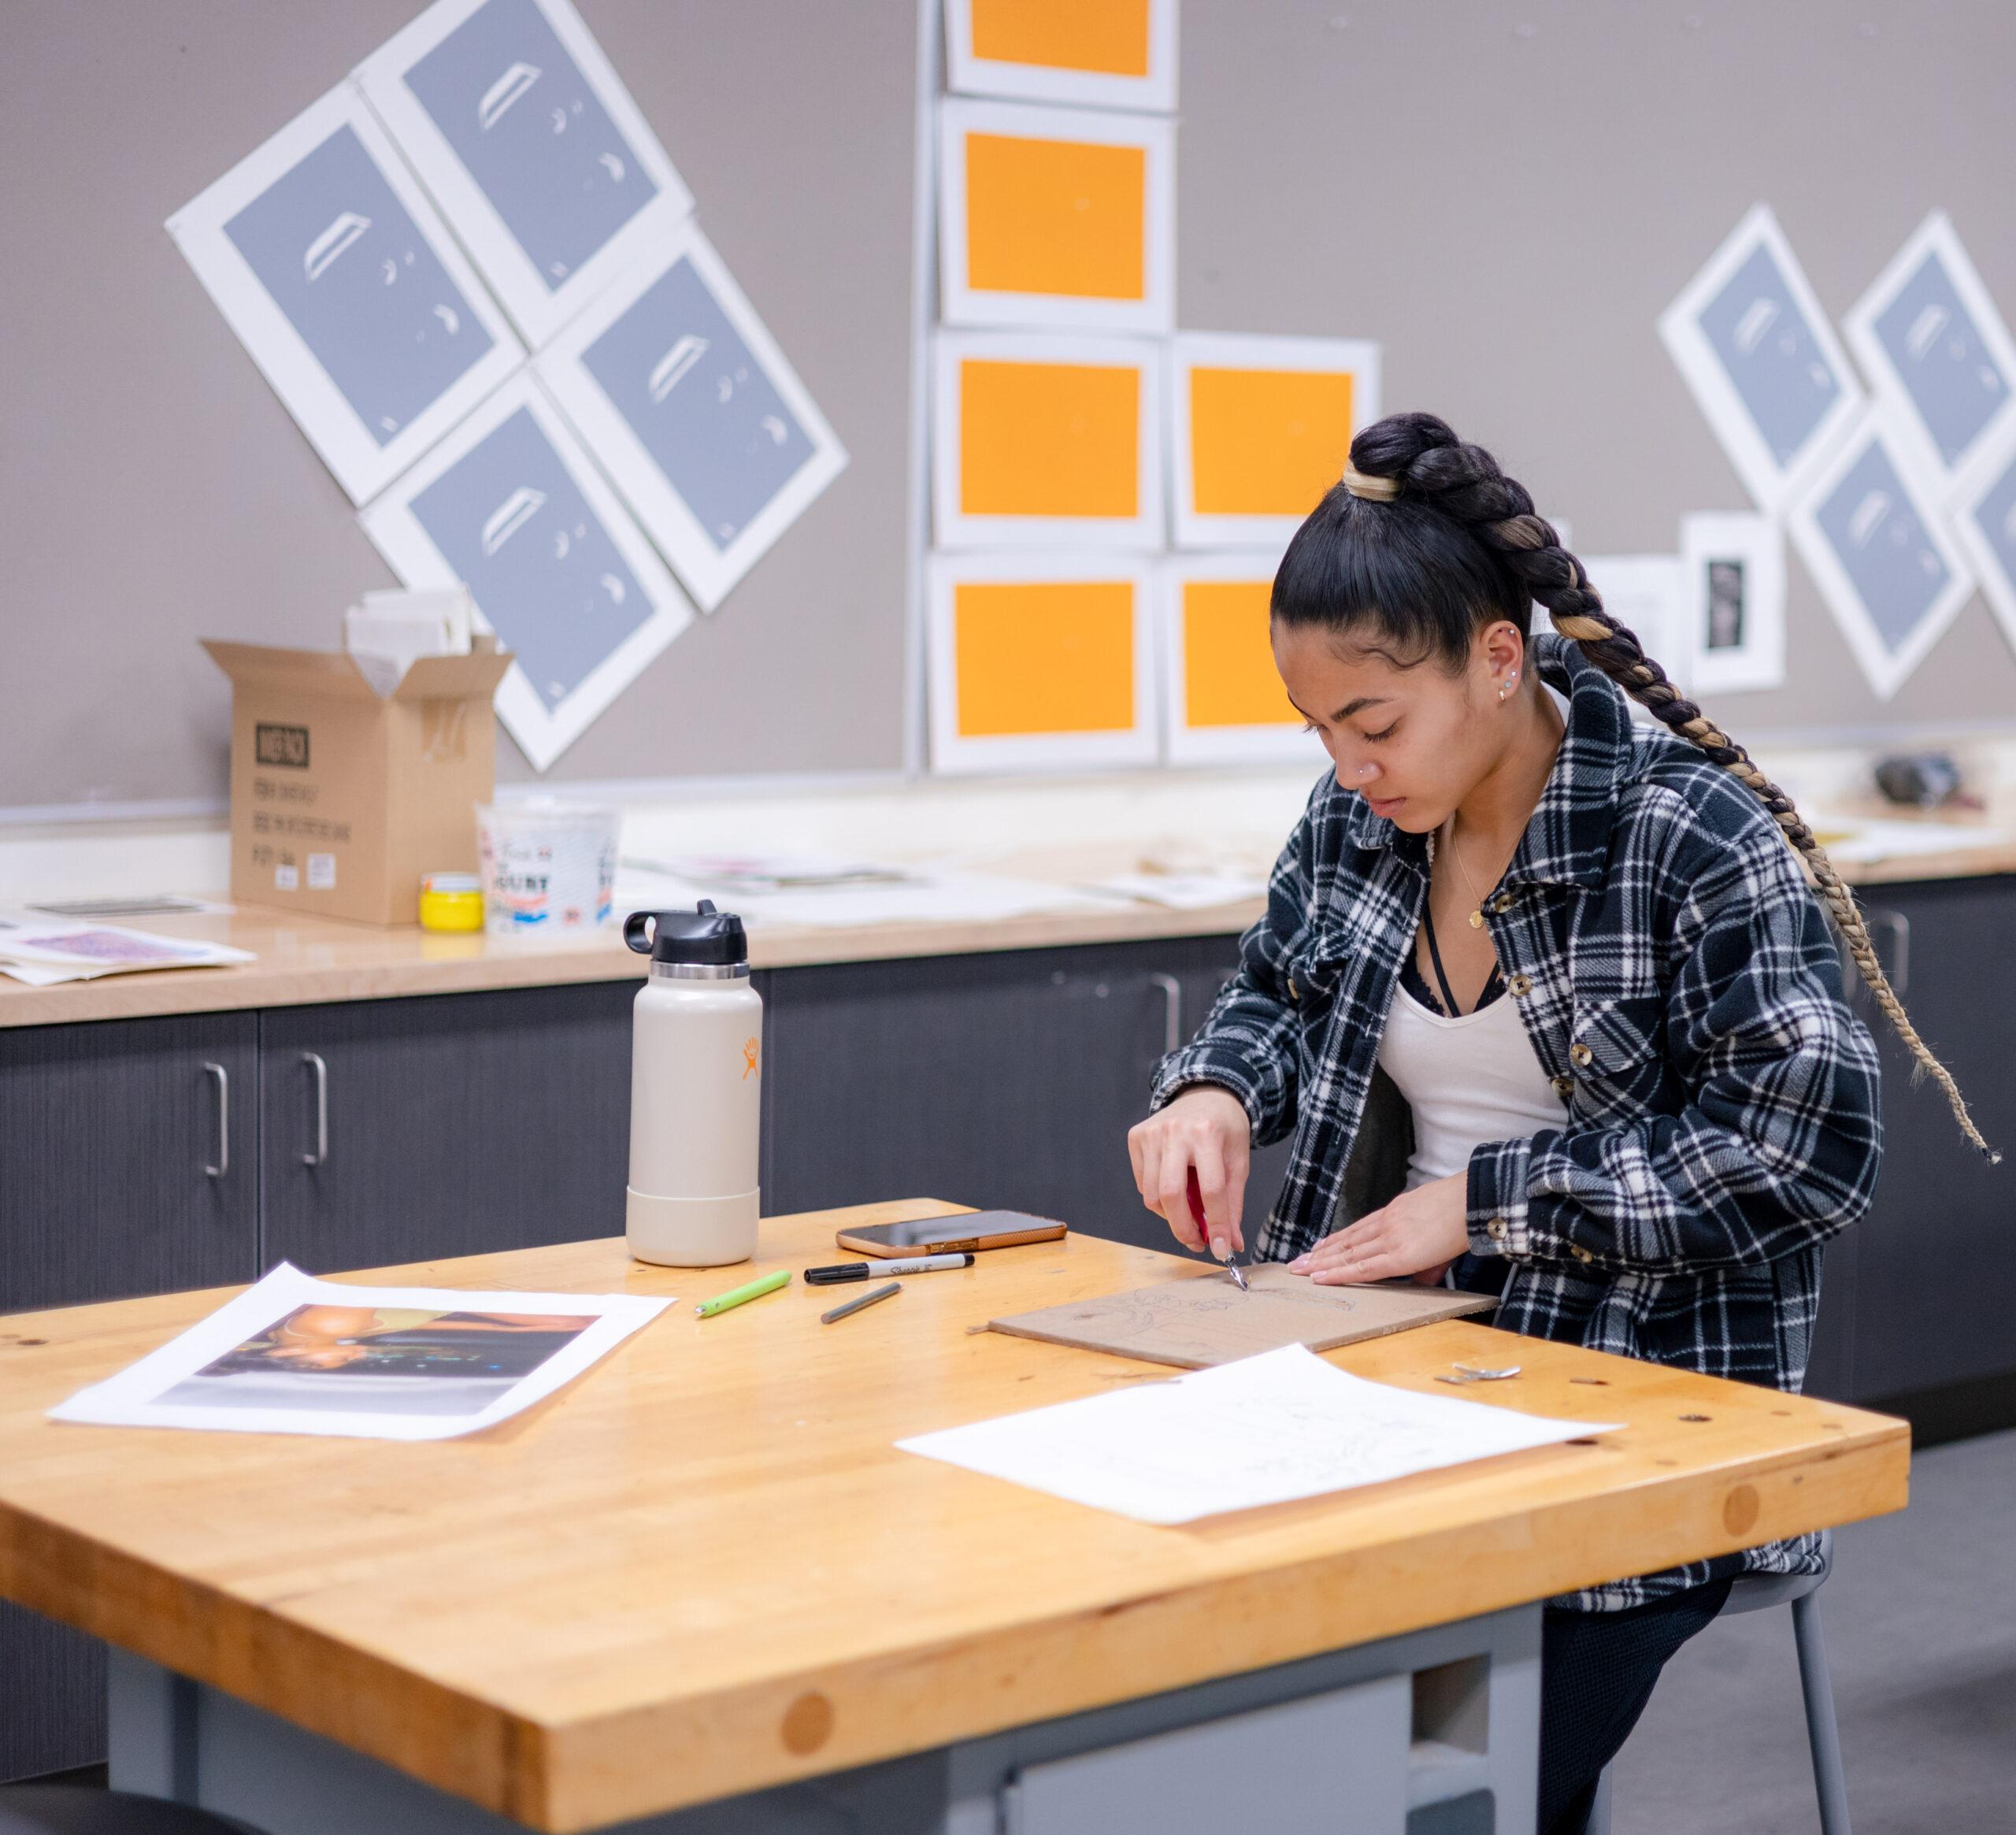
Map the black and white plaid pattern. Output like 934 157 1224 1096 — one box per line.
1151 636 1883 1610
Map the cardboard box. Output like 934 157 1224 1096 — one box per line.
204 636 512 925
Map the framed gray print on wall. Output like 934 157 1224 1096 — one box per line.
536 221 847 610
1787 406 1976 701
355 0 695 347
1843 210 2016 499
359 373 694 771
1948 415 2016 663
1659 204 1865 515
168 85 524 505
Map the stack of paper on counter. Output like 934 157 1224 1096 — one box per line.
1806 817 2011 864
0 918 255 987
616 854 1120 930
899 1344 1620 1524
1084 870 1268 910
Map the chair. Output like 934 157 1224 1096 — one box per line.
0 1788 265 1835
1588 1529 1850 1834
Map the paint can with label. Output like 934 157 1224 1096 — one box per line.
623 903 763 1266
475 799 617 935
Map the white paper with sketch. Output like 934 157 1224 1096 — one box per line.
615 861 1118 930
0 919 254 986
898 1343 1619 1525
50 1264 668 1441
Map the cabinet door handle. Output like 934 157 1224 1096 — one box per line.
1866 909 1910 997
301 1051 329 1166
201 1062 228 1179
1146 973 1182 1055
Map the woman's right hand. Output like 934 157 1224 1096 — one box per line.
1127 1084 1252 1261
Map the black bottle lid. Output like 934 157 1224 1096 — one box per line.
623 900 748 967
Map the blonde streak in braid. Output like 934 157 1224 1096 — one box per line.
1798 832 1999 1161
1519 538 2000 1162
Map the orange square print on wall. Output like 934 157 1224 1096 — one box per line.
947 0 1177 112
1161 556 1328 765
962 358 1139 517
928 554 1157 772
970 0 1153 76
933 332 1162 547
1183 579 1299 729
965 132 1146 303
1190 369 1354 519
1171 335 1381 550
957 580 1136 736
939 101 1173 332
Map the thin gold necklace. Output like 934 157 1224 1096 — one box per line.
1443 817 1490 930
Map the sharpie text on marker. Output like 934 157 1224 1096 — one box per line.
803 1252 974 1284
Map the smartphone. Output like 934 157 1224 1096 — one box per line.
833 1210 1069 1256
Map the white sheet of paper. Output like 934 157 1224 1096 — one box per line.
625 852 919 892
1815 818 2011 863
614 864 1117 930
1579 554 1688 702
49 1264 668 1442
0 962 87 987
1089 871 1267 910
898 1343 1619 1525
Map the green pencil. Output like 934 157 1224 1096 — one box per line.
694 1269 791 1318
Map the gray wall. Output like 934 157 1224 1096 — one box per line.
1178 0 2016 740
6 1 2015 813
0 0 918 810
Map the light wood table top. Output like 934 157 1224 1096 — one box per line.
0 1200 1906 1830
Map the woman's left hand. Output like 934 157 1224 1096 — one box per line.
1289 1173 1471 1285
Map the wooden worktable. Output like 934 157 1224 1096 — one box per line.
0 1199 1907 1830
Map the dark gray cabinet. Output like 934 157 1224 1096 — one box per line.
0 1014 258 1313
1844 877 2016 1403
761 936 1283 1259
258 984 636 1275
0 1013 258 1783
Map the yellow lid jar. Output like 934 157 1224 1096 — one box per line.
418 871 485 933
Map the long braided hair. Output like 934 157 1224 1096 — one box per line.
1274 410 1996 1162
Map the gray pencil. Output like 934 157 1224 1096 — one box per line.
820 1281 902 1324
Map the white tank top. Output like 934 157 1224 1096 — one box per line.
1377 981 1568 1189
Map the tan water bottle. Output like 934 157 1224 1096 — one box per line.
623 903 762 1266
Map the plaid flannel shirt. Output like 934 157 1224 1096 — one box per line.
1151 635 1883 1611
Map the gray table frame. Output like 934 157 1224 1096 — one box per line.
107 1604 1538 1835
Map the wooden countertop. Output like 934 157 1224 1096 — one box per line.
0 889 1268 1029
0 1199 1907 1830
6 806 2015 1029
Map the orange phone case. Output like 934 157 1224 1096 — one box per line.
833 1212 1069 1257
